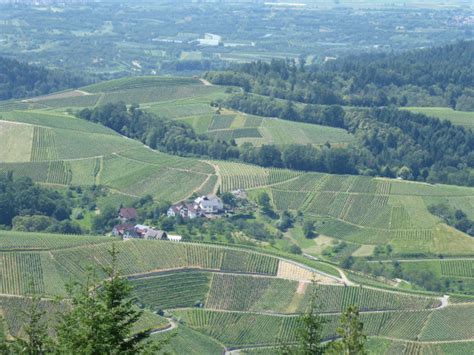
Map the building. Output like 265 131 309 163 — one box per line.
167 203 200 219
144 229 168 240
112 224 140 239
119 208 138 223
194 195 223 214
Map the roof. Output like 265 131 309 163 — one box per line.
113 223 135 231
119 208 138 219
144 229 167 239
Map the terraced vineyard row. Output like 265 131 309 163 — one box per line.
271 189 308 210
0 253 45 295
177 306 474 347
0 237 282 297
0 231 113 250
208 114 235 130
440 259 474 278
206 274 296 312
30 127 58 162
176 309 294 347
217 161 303 191
131 271 212 309
420 305 474 341
204 273 440 313
0 297 65 337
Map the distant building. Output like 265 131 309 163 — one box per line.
112 224 134 237
119 208 138 223
197 33 221 46
167 195 223 220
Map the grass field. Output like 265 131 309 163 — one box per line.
404 107 474 129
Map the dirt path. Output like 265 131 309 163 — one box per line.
149 318 177 335
203 160 222 194
368 257 474 263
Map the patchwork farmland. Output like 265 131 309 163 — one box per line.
0 76 473 353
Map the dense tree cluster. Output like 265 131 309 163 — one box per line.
0 173 84 233
0 56 86 100
223 94 346 128
206 41 474 109
346 108 474 186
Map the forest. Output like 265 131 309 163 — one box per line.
0 56 85 100
0 173 84 233
205 41 474 110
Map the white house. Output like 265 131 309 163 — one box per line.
194 195 223 214
167 203 200 219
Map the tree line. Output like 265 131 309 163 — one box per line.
0 56 86 101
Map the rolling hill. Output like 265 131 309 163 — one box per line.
0 77 473 255
0 76 473 353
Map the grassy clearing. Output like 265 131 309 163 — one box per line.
0 121 33 162
404 107 474 128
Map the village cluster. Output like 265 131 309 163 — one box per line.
111 194 238 241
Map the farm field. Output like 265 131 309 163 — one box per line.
176 110 354 147
404 107 474 129
21 76 227 109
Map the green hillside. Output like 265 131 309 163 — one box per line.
1 231 472 352
0 77 473 256
216 160 474 257
0 75 473 352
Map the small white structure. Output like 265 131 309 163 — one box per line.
194 195 223 214
197 33 221 46
168 235 183 242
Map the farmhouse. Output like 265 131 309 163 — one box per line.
118 207 138 223
167 203 200 219
167 194 224 220
112 224 138 238
194 195 223 214
113 223 173 241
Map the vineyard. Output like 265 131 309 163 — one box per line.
0 231 473 350
131 271 212 310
